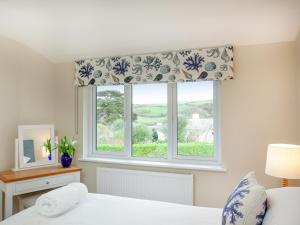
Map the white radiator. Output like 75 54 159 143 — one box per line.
96 167 194 205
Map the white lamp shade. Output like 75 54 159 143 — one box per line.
266 144 300 179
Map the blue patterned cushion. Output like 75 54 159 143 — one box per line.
222 172 267 225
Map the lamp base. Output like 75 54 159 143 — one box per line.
282 178 289 187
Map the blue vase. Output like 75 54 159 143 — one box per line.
48 153 52 161
61 153 72 168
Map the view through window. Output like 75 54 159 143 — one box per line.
96 85 125 152
177 82 214 157
95 81 216 161
132 83 168 158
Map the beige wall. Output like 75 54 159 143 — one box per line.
53 42 299 208
0 36 298 207
0 36 55 171
296 29 300 186
297 29 300 141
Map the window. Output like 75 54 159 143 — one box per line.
177 82 214 158
96 86 125 153
132 83 168 158
88 81 220 164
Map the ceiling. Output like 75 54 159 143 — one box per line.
0 0 299 63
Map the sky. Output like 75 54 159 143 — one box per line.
97 81 213 105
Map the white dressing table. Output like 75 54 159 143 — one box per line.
0 166 81 220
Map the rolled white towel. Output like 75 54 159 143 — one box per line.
35 182 88 217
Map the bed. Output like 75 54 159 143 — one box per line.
0 193 222 225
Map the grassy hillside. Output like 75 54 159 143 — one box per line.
97 99 214 158
133 100 213 125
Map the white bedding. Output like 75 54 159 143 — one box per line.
1 194 222 225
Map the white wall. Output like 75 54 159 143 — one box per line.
0 36 55 170
53 41 299 207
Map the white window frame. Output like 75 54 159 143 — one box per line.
83 81 221 166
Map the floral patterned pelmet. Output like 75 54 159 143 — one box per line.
74 45 234 86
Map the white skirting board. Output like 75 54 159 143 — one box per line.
96 167 194 205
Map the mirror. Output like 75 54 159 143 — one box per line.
17 124 57 169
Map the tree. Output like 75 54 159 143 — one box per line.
133 124 151 143
132 113 138 121
161 116 188 143
152 128 158 142
97 90 124 125
178 116 188 142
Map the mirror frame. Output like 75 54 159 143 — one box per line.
18 124 57 169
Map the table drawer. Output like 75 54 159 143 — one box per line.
15 173 77 194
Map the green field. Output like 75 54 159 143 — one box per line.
134 104 167 124
133 100 212 125
97 142 214 158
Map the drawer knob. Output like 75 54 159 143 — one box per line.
46 181 50 185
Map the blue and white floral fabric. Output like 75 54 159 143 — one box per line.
222 172 267 225
74 45 233 86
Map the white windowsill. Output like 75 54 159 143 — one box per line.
78 157 227 172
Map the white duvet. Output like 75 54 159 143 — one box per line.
1 194 222 225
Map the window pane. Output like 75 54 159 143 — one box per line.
177 81 214 157
132 84 168 158
96 86 124 152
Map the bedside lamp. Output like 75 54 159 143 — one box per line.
265 144 300 187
